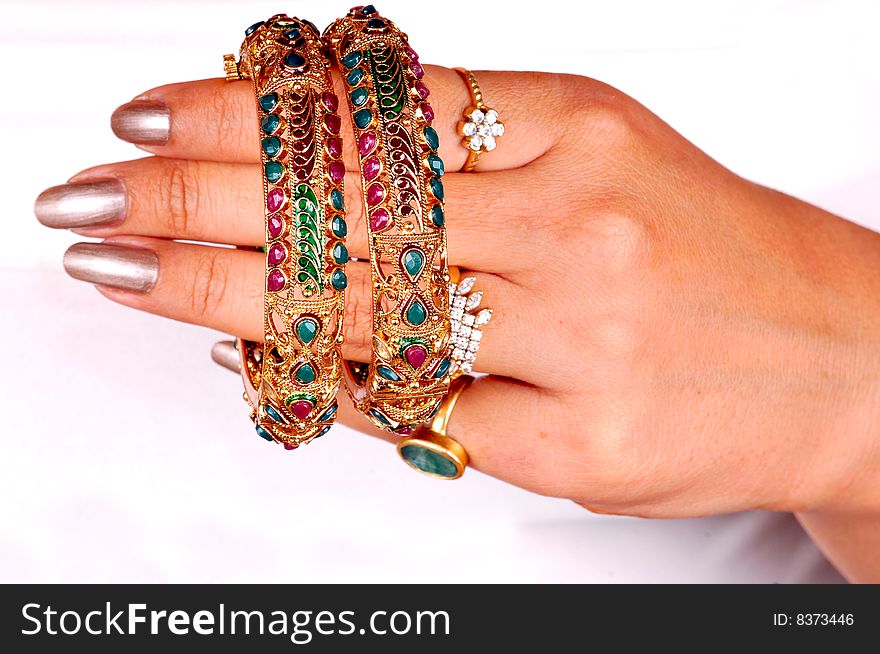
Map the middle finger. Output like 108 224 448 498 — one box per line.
41 156 537 273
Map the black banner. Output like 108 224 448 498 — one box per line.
0 584 875 650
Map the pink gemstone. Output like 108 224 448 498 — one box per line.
411 62 425 79
397 427 414 436
362 156 381 180
290 400 313 420
325 114 341 133
366 183 385 206
414 81 430 100
327 137 343 159
329 161 345 183
267 269 286 292
283 442 297 450
268 214 285 238
268 243 286 266
404 345 427 368
369 208 391 231
322 92 339 112
358 131 378 156
420 102 435 122
405 46 419 61
267 188 286 213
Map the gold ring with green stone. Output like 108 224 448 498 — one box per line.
397 375 473 479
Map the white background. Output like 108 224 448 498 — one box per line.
2 0 877 582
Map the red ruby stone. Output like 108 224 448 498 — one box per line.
268 214 284 238
283 442 297 450
369 208 391 231
290 400 313 420
397 427 414 436
411 62 425 79
414 81 430 100
363 156 381 180
358 131 378 156
322 92 339 112
404 345 427 368
405 46 419 61
329 161 345 183
327 137 343 159
325 114 341 133
267 188 286 212
267 269 286 292
366 182 385 206
420 102 435 122
268 243 286 266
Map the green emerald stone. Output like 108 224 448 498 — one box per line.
342 50 363 69
284 51 306 68
331 189 344 211
346 68 364 85
245 21 263 37
431 204 444 227
318 403 338 421
331 215 348 238
424 125 440 150
350 87 369 107
295 318 319 344
377 365 401 381
265 161 284 183
427 154 444 177
255 424 274 441
264 404 286 424
261 113 281 134
295 363 317 384
331 269 348 290
354 109 373 129
333 243 349 264
430 177 444 201
405 298 428 326
402 248 424 277
433 357 451 378
259 93 279 112
262 136 281 158
369 408 391 427
400 444 459 478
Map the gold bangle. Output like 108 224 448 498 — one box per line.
453 68 505 172
229 14 347 450
325 7 452 434
397 374 474 479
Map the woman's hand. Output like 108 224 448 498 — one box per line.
35 67 880 578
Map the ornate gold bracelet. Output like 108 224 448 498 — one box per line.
324 6 451 434
230 15 347 449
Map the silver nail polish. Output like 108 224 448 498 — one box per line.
63 242 158 293
34 179 126 229
110 101 170 145
211 340 241 373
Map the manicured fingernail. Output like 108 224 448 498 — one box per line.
211 340 240 373
63 242 158 293
111 100 170 145
34 179 126 229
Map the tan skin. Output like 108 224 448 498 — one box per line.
39 66 880 581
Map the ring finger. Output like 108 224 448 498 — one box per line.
61 236 536 382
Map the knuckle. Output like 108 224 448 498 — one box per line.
590 211 652 277
342 271 371 350
190 252 229 320
162 160 199 236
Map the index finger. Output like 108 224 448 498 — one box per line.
112 66 579 172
